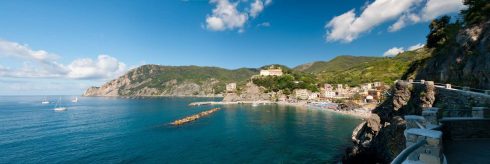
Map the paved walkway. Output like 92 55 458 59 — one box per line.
444 140 490 164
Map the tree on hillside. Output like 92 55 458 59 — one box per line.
462 0 490 26
427 16 451 48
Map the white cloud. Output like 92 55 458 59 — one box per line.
250 0 272 18
408 43 425 50
325 0 420 42
205 0 271 32
67 55 126 79
326 0 465 42
205 0 249 31
383 43 425 57
389 0 465 32
383 47 405 57
0 39 127 80
257 22 271 27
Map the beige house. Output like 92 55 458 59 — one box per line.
226 83 237 92
259 65 283 76
294 89 309 100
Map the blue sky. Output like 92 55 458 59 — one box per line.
0 0 465 95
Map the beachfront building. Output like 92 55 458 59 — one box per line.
374 81 382 87
309 92 320 100
259 65 283 76
294 89 309 100
226 83 237 93
324 91 336 98
324 84 333 91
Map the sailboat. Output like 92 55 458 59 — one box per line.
71 96 78 103
41 97 50 104
54 97 67 111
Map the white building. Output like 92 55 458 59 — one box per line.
294 89 309 100
226 83 237 92
324 84 333 91
324 91 336 98
260 65 283 76
309 92 319 100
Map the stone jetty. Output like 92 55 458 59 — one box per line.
170 108 221 126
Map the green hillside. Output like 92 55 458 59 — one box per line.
293 50 432 86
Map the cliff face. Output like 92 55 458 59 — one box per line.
344 81 437 163
404 21 490 89
83 65 258 97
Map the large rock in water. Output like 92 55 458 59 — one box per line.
343 81 435 163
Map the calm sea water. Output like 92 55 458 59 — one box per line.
0 96 362 163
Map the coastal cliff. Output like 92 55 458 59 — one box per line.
344 3 490 162
83 65 258 97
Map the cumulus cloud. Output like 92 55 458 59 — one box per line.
250 0 271 18
0 39 127 80
408 43 425 51
383 47 405 57
205 0 249 31
257 22 271 27
205 0 271 32
326 0 465 42
383 43 425 57
389 0 466 32
67 55 126 79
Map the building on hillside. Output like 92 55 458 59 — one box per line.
259 65 283 76
337 84 343 90
309 92 320 100
324 91 336 98
294 89 309 100
324 84 333 91
368 90 382 101
226 83 237 93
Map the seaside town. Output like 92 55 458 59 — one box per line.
191 65 389 118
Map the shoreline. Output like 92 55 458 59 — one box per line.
189 100 372 119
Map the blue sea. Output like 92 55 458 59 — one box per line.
0 96 362 163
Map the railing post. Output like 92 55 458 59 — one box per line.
408 79 414 83
472 107 489 118
445 84 451 89
423 107 439 126
404 115 427 129
404 129 443 163
420 80 425 84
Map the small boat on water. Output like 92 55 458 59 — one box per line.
252 103 259 107
41 97 50 104
71 96 78 103
54 97 67 111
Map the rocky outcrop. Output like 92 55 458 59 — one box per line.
222 82 271 102
343 81 436 163
407 21 490 89
82 65 248 97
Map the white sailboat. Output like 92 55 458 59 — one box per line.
54 97 67 111
71 96 78 103
41 97 50 104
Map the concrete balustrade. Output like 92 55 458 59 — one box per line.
405 115 427 129
472 107 489 118
422 107 439 126
405 128 443 164
425 81 434 86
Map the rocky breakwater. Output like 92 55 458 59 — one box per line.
170 108 221 126
343 81 436 163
